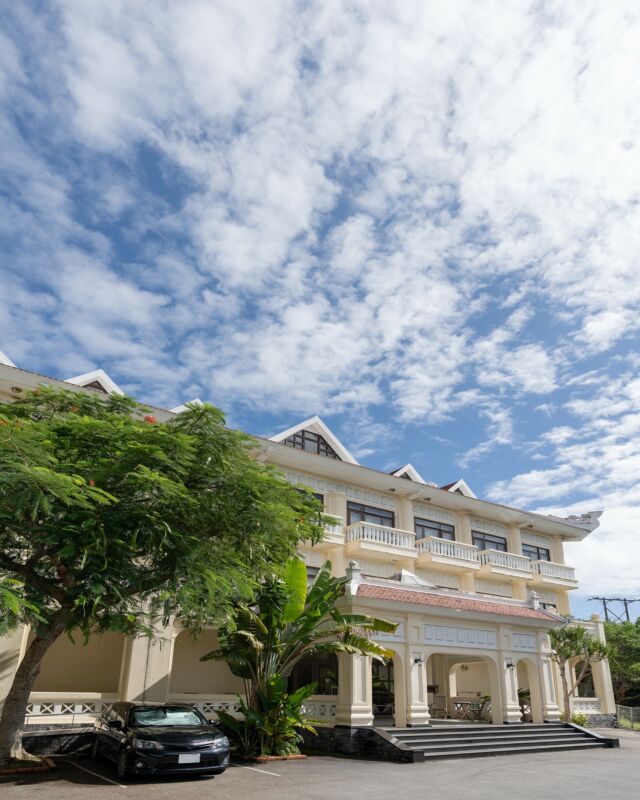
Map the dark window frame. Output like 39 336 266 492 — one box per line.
414 517 455 541
472 530 508 552
347 501 395 528
522 543 551 562
283 429 341 459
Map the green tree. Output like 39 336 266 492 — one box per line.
0 387 323 765
202 557 395 755
549 624 611 722
604 619 640 705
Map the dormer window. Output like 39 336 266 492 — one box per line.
284 429 341 459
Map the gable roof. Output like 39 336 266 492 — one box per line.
0 350 16 367
66 369 124 396
390 463 426 483
269 415 358 464
440 478 476 498
170 398 205 414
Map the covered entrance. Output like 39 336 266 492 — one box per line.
426 652 502 724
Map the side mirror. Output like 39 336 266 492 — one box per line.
107 719 123 731
208 719 222 728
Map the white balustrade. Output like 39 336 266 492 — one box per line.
25 694 117 724
346 521 415 550
531 560 576 581
479 549 532 573
302 700 337 721
323 515 345 543
416 537 479 562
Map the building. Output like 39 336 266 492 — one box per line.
0 357 616 731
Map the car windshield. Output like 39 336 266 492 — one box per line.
131 706 206 727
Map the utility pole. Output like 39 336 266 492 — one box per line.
589 597 640 622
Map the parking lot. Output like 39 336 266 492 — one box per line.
2 729 639 800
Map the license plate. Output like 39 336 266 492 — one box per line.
178 753 201 764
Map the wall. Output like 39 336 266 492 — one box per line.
170 629 245 695
32 631 125 693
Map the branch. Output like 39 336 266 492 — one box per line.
0 553 66 604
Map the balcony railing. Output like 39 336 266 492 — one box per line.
416 537 479 563
346 521 415 550
479 549 533 573
322 515 345 543
531 560 576 582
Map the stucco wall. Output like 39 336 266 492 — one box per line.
32 631 125 693
170 629 245 694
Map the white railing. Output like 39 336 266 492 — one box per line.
531 560 576 581
479 549 532 573
302 699 337 722
323 515 345 543
169 693 243 718
25 693 117 724
416 537 479 562
572 697 602 714
346 521 415 550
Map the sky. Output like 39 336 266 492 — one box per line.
1 1 639 620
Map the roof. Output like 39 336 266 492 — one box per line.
356 584 563 622
269 415 358 464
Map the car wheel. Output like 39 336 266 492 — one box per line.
91 737 100 760
116 750 129 780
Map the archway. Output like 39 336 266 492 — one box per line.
427 652 502 723
515 658 544 723
370 650 405 727
289 653 338 695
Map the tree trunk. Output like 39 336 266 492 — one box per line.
559 659 572 722
0 610 71 765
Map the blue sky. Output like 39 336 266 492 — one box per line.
1 2 640 618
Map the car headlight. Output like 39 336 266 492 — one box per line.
213 736 229 749
132 738 165 752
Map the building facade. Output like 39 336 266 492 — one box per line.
0 359 617 729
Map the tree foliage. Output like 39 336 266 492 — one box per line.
604 619 640 706
549 624 611 721
0 386 324 763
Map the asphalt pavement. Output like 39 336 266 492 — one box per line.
1 728 638 800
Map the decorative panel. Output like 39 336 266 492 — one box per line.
417 570 460 589
512 633 537 651
298 549 324 567
424 624 497 649
521 532 553 547
470 517 507 535
375 623 406 643
284 471 397 509
412 503 456 523
476 580 513 598
536 589 559 604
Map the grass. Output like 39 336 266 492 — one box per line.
618 718 640 731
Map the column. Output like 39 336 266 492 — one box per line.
119 618 177 702
405 649 430 726
0 626 29 713
590 615 616 714
500 656 523 723
507 525 523 555
334 653 373 727
539 655 562 720
456 512 473 545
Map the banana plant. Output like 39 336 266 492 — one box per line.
202 557 396 754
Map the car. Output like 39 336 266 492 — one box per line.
92 701 230 780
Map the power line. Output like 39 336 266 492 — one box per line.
589 596 640 622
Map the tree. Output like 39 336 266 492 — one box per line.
603 619 640 706
202 557 396 755
549 624 611 722
0 387 324 765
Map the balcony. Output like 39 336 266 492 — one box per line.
530 559 578 589
314 516 346 550
478 549 533 580
416 537 480 573
345 521 416 560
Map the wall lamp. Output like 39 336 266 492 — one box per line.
505 658 516 671
413 656 425 666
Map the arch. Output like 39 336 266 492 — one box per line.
426 651 502 724
289 653 338 695
516 657 544 724
371 647 406 727
169 629 245 696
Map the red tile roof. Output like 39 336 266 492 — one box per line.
356 584 560 621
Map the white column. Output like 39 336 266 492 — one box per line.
405 650 430 726
540 656 562 721
119 618 176 702
500 656 523 723
335 653 373 727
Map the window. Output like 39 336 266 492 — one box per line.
284 429 340 459
541 602 557 612
131 706 206 727
522 544 551 561
347 501 395 528
414 517 455 541
305 565 320 587
472 531 508 552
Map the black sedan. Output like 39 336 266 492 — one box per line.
93 701 230 779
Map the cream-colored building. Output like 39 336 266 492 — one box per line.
0 358 616 730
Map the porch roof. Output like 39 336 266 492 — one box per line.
356 584 562 621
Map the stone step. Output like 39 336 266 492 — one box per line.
405 735 592 751
419 741 605 760
384 723 566 733
391 730 580 742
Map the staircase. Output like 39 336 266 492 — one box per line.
380 722 618 760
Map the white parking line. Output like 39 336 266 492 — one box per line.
62 758 127 788
235 765 281 777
